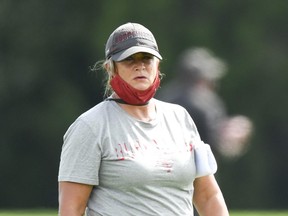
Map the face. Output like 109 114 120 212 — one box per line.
114 52 159 91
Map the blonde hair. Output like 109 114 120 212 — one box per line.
91 58 115 97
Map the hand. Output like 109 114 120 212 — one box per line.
218 115 253 158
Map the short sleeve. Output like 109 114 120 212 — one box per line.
58 119 101 185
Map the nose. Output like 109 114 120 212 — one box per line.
134 60 145 71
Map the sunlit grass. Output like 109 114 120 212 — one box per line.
230 211 288 216
0 209 57 216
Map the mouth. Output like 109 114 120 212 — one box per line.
134 76 147 80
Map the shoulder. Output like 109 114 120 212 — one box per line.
155 99 190 116
155 98 200 138
79 100 115 122
154 99 195 126
65 101 114 134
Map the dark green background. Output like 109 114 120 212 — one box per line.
1 0 287 209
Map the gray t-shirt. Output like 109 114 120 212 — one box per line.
58 99 216 216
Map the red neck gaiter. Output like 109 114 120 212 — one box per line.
110 74 160 105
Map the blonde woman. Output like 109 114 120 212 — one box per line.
58 22 229 216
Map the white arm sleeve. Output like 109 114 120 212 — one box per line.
194 141 217 178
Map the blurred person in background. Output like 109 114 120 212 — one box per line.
157 47 253 160
58 23 229 216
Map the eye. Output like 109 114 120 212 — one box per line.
143 54 154 60
122 56 134 62
122 53 154 62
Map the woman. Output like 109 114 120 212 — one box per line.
58 22 229 216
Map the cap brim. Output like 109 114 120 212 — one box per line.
111 46 162 61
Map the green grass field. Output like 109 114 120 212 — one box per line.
0 210 56 216
0 210 288 216
230 211 288 216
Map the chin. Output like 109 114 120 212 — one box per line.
132 83 151 91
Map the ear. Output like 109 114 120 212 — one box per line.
105 61 116 76
104 63 110 72
156 59 161 71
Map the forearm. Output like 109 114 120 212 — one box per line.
193 175 229 216
59 195 87 216
59 205 86 216
58 182 92 216
58 192 87 216
203 193 229 216
197 192 229 216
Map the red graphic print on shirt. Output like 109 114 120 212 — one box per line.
114 139 193 172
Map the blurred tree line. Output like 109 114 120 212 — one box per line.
1 0 288 210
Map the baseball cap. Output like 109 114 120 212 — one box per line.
105 22 162 61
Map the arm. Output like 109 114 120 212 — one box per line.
193 175 229 216
59 181 93 216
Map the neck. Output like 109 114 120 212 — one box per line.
106 98 149 106
112 93 156 122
